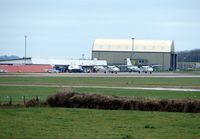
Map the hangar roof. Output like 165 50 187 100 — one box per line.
92 39 175 53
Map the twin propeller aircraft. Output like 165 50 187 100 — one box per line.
48 58 155 74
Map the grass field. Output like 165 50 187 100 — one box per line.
0 76 200 88
0 76 200 138
0 108 200 139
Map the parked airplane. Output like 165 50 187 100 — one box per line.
68 64 83 73
94 65 120 74
126 58 153 74
139 66 153 74
93 65 106 72
107 66 120 74
126 58 141 73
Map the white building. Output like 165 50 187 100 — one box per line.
0 57 107 66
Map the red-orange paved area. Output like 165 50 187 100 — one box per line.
0 65 52 72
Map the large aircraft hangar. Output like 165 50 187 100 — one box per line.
92 39 177 71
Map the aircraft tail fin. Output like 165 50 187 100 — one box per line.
126 58 132 66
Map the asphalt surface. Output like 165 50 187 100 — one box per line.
0 72 200 77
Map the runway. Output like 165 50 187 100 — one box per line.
0 72 200 78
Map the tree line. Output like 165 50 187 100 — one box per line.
177 49 200 62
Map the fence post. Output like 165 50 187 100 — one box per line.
36 96 39 105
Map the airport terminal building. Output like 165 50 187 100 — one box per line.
92 39 177 71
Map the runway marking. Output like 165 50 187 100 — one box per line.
0 83 200 92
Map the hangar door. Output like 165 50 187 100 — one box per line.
170 54 177 70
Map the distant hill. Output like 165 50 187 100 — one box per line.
0 55 20 60
177 49 200 62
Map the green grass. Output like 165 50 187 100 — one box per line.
0 86 200 104
74 87 200 100
0 86 58 104
0 108 200 139
0 76 200 138
0 76 200 88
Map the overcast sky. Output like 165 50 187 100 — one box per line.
0 0 200 59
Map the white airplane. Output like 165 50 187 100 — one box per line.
68 64 83 73
107 66 120 74
126 58 154 74
94 65 120 74
93 65 106 72
126 58 141 73
140 66 153 74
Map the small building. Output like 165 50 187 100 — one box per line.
92 39 177 71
